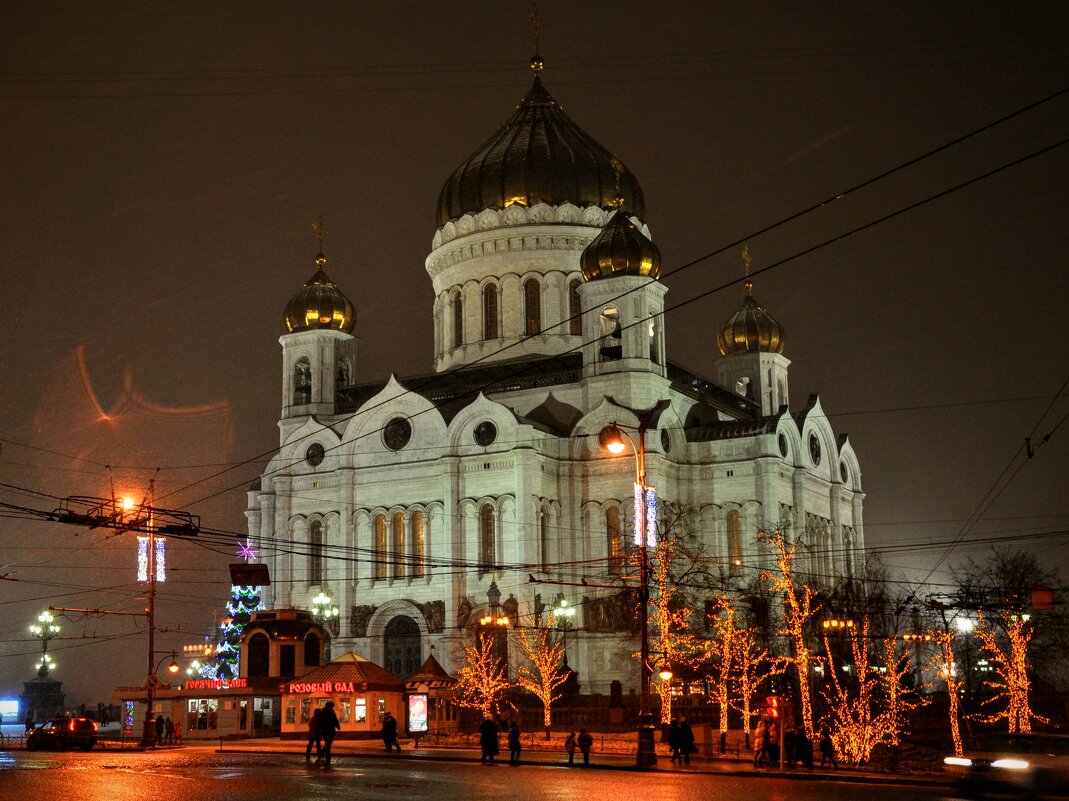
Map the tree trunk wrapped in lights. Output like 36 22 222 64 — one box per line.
879 634 927 748
928 629 964 756
515 624 568 734
761 528 820 738
455 632 512 717
649 538 707 723
730 623 783 749
973 610 1047 734
705 593 736 740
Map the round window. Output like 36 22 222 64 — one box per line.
383 417 412 451
778 433 788 458
474 421 497 447
840 461 849 483
660 429 671 453
305 443 325 467
809 433 822 465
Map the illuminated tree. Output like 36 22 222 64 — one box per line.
455 631 512 717
761 528 820 738
973 610 1047 734
879 633 927 748
928 629 964 756
704 593 736 741
729 622 783 749
515 623 568 735
649 537 707 723
203 584 264 679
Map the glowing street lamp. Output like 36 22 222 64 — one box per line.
311 591 339 658
29 610 60 676
601 420 658 768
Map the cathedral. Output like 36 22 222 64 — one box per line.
246 56 864 693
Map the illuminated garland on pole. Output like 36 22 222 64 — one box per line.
973 610 1047 734
649 538 705 723
761 529 820 738
928 629 964 757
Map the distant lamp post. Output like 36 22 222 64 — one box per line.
658 664 674 682
29 610 60 676
601 420 658 768
311 591 340 659
550 595 576 653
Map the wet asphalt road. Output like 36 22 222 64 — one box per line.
0 748 961 801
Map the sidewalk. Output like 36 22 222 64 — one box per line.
211 737 952 788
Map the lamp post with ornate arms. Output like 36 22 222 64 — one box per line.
600 420 657 768
311 591 339 660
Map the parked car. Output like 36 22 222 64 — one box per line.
944 732 1069 798
25 717 98 751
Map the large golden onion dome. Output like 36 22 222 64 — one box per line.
580 209 661 281
717 282 785 355
283 254 355 334
435 70 645 227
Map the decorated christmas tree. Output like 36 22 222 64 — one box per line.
199 540 265 679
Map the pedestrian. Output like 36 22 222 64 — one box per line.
305 707 322 761
381 711 401 752
564 731 577 766
667 718 681 764
318 701 341 765
154 714 165 746
753 720 768 768
24 711 34 734
796 726 813 769
818 726 837 770
164 716 175 746
479 713 499 763
784 725 796 767
173 719 183 746
507 720 522 764
679 716 695 765
577 728 593 766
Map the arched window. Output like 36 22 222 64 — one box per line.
308 520 324 586
483 284 498 340
452 293 463 348
599 307 621 360
606 507 623 575
648 312 659 364
735 376 753 399
540 510 549 572
336 357 352 387
727 510 743 576
391 512 406 579
373 514 387 580
294 357 312 405
411 511 425 578
479 504 495 574
247 633 269 677
569 279 582 335
304 633 321 667
524 278 541 336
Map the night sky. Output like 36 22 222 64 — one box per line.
2 2 1067 706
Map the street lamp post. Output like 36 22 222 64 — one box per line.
29 610 61 676
311 591 339 660
601 420 657 768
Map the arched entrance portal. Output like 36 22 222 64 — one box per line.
383 615 422 678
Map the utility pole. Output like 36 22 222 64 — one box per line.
142 481 157 747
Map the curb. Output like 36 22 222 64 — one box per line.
212 746 951 787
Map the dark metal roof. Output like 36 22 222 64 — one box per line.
686 417 780 442
436 75 645 227
292 652 405 692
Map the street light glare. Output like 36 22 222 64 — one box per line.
122 496 135 511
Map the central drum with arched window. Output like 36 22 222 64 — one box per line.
383 615 422 678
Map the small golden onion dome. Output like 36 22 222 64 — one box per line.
580 210 661 282
717 282 785 355
283 254 355 334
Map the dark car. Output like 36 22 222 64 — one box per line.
25 717 98 751
944 732 1069 798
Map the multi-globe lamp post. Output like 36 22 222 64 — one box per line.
600 420 658 768
29 610 60 676
311 591 339 660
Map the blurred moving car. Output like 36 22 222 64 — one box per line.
25 717 98 751
944 732 1069 798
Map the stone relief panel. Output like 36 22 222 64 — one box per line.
582 591 636 633
351 604 377 638
416 600 446 633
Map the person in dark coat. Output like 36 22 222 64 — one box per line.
564 731 577 766
479 714 499 763
305 708 322 761
318 701 342 764
24 712 34 733
667 718 681 764
819 726 837 770
154 714 165 746
678 716 695 765
381 711 401 752
507 720 522 764
577 728 594 765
